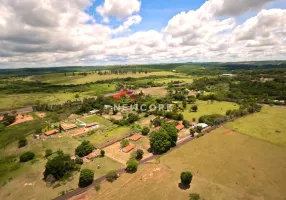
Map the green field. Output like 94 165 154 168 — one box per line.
30 71 176 85
87 126 132 148
79 115 114 127
181 100 238 121
87 127 286 200
225 106 286 146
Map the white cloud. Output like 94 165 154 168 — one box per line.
96 0 141 20
112 15 142 34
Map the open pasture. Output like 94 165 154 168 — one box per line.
225 106 286 146
83 127 286 200
181 100 238 121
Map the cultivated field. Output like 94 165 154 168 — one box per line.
225 106 286 146
181 100 238 121
82 127 286 200
134 87 168 97
30 71 177 85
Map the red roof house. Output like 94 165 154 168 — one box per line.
176 124 184 131
129 134 142 141
122 143 135 153
86 122 98 128
44 129 59 136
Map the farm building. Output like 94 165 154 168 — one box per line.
122 143 135 153
60 123 77 131
113 89 137 100
129 134 142 141
44 129 59 136
86 149 101 160
176 124 184 131
85 122 98 128
195 123 209 129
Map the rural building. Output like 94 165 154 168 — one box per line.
189 121 198 126
195 123 209 129
86 149 100 160
176 124 184 131
122 143 135 153
129 134 142 141
89 109 99 114
60 123 77 131
113 89 137 100
0 115 3 121
44 129 59 136
85 122 98 128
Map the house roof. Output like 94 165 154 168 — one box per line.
44 129 59 136
196 123 208 129
129 134 142 141
86 150 100 159
61 123 77 131
176 124 184 130
122 143 135 153
86 122 97 128
0 116 4 121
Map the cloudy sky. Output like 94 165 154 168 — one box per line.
0 0 286 68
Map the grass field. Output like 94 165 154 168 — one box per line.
225 106 286 146
79 115 114 127
0 84 116 111
87 127 132 148
83 127 286 200
181 100 238 121
30 71 177 85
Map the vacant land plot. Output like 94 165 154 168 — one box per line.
134 87 168 97
85 127 286 200
136 115 156 127
225 106 286 146
87 127 132 148
181 100 238 121
32 71 176 85
0 156 121 200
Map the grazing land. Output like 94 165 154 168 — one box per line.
181 100 238 121
225 106 286 146
83 127 286 200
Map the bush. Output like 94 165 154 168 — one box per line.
141 126 150 136
180 171 193 186
136 149 144 160
191 105 198 112
190 128 195 137
75 157 83 165
100 150 105 157
106 171 118 182
189 193 201 200
45 149 53 157
18 138 27 148
19 151 35 162
75 140 94 157
120 139 129 148
198 114 226 126
126 158 138 173
79 169 94 187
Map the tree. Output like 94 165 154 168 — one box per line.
150 129 172 154
195 126 203 133
142 126 150 136
44 153 76 180
75 94 80 98
183 99 187 109
75 140 94 157
79 169 94 187
45 149 53 157
180 171 193 186
3 114 16 126
18 137 27 148
136 149 144 160
190 128 195 137
120 139 129 148
127 113 139 124
75 157 83 165
183 120 189 128
161 123 178 146
106 171 118 182
100 150 105 157
126 158 138 172
189 193 201 200
20 151 35 162
191 105 198 112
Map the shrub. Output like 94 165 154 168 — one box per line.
100 150 105 157
18 138 27 148
126 158 138 173
190 128 195 137
106 171 118 182
79 169 94 187
45 149 53 157
75 157 83 165
180 171 193 186
191 105 198 112
189 193 201 200
141 126 150 136
75 140 94 157
120 139 129 148
136 149 144 160
19 151 35 162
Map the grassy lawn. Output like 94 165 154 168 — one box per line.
86 127 286 200
79 115 113 127
225 106 286 146
181 100 238 121
87 127 132 148
32 71 176 85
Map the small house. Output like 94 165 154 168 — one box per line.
85 122 98 128
60 123 77 131
86 149 100 160
122 143 135 153
176 124 184 131
44 129 59 136
129 134 142 141
196 123 208 129
0 115 4 122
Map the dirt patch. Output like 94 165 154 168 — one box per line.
135 87 168 97
9 114 34 126
37 112 46 118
